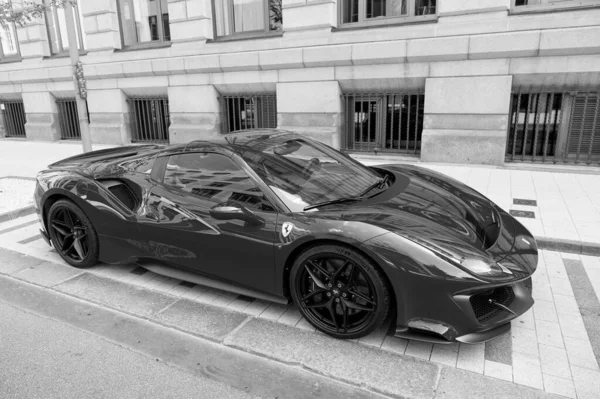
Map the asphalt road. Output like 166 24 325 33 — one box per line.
0 302 258 399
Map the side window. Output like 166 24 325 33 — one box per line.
163 153 276 212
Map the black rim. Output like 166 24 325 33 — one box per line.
50 207 89 263
296 254 377 334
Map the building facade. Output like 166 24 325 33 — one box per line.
0 0 599 165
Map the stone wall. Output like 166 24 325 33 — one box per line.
0 0 599 164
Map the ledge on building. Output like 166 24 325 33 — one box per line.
332 14 438 32
44 50 89 59
509 1 600 15
207 31 284 44
0 56 23 64
115 41 172 53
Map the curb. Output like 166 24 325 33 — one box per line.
0 176 36 181
0 205 36 224
0 176 37 223
537 237 600 257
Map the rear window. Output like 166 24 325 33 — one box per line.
119 156 156 175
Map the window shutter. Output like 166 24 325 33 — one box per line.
258 95 277 128
568 94 600 158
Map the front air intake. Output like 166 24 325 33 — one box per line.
469 286 515 323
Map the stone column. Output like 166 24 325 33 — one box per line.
420 76 512 165
168 84 220 143
277 81 343 149
283 0 338 31
168 0 214 43
22 92 60 141
15 0 51 58
80 0 122 51
87 89 130 144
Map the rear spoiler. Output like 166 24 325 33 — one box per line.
48 144 163 169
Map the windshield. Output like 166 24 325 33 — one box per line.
236 137 382 212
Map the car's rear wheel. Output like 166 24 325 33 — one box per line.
290 244 390 339
47 199 99 268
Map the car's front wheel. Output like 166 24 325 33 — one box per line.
47 199 99 268
290 244 391 339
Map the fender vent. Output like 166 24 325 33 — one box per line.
99 180 138 211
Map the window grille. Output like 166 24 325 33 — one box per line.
342 92 425 154
507 89 599 165
1 100 26 138
56 98 82 140
128 97 170 143
220 93 277 133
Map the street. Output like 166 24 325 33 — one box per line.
0 301 257 399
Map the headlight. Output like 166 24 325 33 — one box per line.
399 233 513 278
460 258 512 277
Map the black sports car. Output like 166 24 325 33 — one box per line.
34 129 537 343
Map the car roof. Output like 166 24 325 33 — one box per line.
168 129 305 156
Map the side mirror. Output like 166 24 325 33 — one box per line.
209 202 264 226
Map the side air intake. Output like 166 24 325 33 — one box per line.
99 180 138 211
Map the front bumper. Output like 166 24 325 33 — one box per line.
393 276 533 344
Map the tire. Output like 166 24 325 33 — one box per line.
290 244 391 339
47 199 99 268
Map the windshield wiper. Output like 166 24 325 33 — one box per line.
358 173 390 198
303 174 390 211
303 196 365 211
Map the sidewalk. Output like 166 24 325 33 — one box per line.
1 139 599 253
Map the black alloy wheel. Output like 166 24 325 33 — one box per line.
47 199 99 268
290 244 390 339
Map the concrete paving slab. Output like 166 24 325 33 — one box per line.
14 261 82 287
223 318 441 399
570 365 600 399
512 351 544 390
0 247 44 275
154 298 248 342
55 273 178 318
435 367 564 399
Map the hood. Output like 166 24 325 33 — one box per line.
335 165 502 256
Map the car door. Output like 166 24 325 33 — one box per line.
137 151 279 293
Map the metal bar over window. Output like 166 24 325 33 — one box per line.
1 100 27 138
56 98 80 140
342 91 425 155
506 88 600 165
127 96 170 143
219 93 277 134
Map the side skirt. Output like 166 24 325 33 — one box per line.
137 262 290 306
